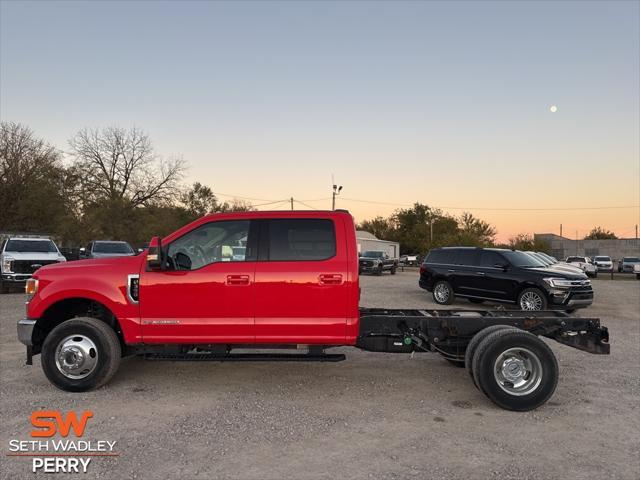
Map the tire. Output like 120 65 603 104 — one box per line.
472 329 558 411
390 266 397 275
0 280 7 294
468 298 484 304
593 272 598 278
432 280 454 305
376 265 383 276
517 288 547 311
41 317 121 392
465 325 518 386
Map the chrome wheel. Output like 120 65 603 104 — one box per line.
55 335 98 379
493 347 543 396
434 283 450 303
520 291 543 310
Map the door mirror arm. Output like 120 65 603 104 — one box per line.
146 236 164 271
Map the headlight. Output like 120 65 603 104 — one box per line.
2 256 14 273
25 278 39 297
544 277 577 288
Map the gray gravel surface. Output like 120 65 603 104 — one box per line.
1 271 639 479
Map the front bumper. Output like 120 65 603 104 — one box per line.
17 318 36 346
548 288 594 309
2 273 31 283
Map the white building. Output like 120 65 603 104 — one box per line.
356 231 400 259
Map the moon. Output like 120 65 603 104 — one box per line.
550 105 558 113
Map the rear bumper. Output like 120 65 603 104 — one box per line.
17 318 36 346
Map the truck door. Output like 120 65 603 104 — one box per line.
139 220 257 344
253 217 349 344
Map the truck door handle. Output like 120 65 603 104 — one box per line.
447 269 456 273
476 272 485 276
318 274 343 285
226 275 250 285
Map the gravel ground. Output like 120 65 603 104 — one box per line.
1 271 639 479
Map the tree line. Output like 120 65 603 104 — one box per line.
0 122 251 247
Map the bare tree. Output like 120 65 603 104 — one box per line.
68 126 185 207
0 122 65 231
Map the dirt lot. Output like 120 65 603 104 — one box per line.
1 272 639 480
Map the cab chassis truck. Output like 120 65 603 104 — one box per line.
17 210 610 412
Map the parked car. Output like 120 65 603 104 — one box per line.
1 237 66 293
420 247 593 311
617 256 640 273
526 252 584 274
399 254 420 266
16 210 610 411
565 256 598 278
593 256 613 273
359 250 398 275
80 241 135 259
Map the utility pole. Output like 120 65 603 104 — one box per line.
636 224 638 240
332 184 343 210
290 197 294 210
560 224 563 238
430 220 434 244
575 230 578 255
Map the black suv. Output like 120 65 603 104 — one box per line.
419 247 593 311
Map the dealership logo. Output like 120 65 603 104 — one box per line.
6 410 118 474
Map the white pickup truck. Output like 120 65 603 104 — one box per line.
0 237 66 293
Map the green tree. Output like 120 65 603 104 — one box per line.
584 227 617 240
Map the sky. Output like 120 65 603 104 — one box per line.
1 0 639 241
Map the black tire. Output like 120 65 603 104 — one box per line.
468 298 484 304
0 280 7 294
517 287 547 311
432 280 454 305
41 317 121 392
465 325 518 386
472 329 558 411
376 265 383 276
593 272 598 278
390 266 397 275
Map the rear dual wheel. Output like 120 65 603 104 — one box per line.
467 327 558 411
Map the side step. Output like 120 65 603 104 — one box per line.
143 352 346 362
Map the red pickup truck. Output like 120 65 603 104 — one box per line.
18 210 609 411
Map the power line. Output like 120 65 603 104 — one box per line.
338 197 640 212
294 200 319 210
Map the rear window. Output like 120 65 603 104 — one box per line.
268 219 336 261
623 257 640 262
426 249 454 264
5 239 57 253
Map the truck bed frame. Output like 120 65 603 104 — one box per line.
357 308 610 358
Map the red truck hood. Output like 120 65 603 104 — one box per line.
34 255 144 277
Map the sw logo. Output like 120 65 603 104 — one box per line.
31 410 93 437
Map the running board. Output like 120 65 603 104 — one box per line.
143 352 346 362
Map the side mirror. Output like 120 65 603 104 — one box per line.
146 236 163 271
494 262 509 271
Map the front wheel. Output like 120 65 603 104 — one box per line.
432 280 454 305
376 265 383 276
517 288 547 311
472 329 559 411
41 317 121 392
390 266 397 275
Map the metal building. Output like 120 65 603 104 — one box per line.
356 231 400 259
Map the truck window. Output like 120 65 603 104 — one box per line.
267 219 336 261
167 220 250 270
426 249 454 264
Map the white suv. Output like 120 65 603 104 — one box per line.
565 256 598 278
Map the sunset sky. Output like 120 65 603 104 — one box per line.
1 1 638 241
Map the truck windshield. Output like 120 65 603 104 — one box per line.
361 251 384 258
501 250 546 267
594 256 611 261
5 239 57 253
623 257 640 262
93 242 133 254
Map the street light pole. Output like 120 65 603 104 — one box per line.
332 184 342 210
